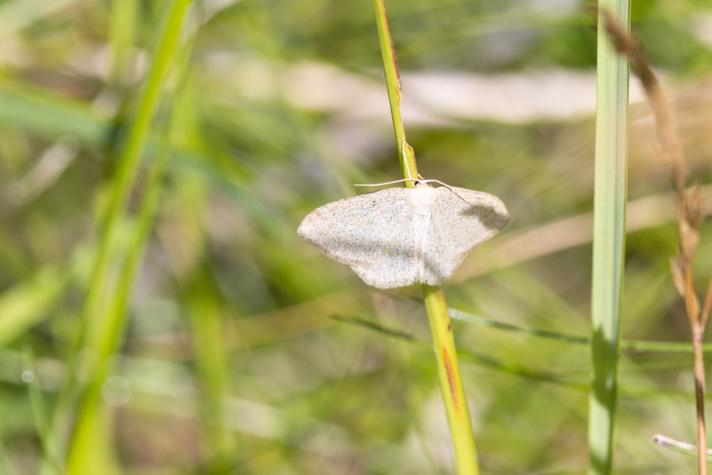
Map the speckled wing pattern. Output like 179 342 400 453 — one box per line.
298 188 421 288
297 184 509 289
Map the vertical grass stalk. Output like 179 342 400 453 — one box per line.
65 1 193 473
373 1 479 472
424 286 480 473
372 0 418 186
588 2 630 474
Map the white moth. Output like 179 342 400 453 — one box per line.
297 181 509 289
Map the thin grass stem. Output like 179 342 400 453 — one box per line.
654 434 712 461
373 1 479 472
448 307 712 354
424 287 480 473
373 0 418 186
65 2 193 473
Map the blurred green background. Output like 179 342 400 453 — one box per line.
1 0 712 473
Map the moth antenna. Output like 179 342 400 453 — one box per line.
353 178 419 187
420 179 472 204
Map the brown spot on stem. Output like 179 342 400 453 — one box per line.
382 8 402 97
441 347 461 415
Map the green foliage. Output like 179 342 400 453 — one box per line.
0 0 711 474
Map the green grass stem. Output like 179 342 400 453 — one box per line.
65 2 193 473
588 3 630 474
81 0 191 348
373 0 418 186
373 1 479 472
424 287 480 473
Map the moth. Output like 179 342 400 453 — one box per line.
298 180 509 289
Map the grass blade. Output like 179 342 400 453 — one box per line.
64 2 193 473
588 3 630 474
448 307 712 354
